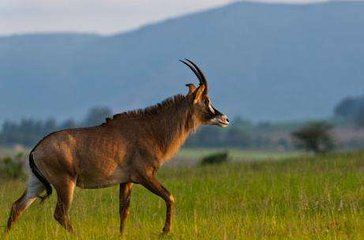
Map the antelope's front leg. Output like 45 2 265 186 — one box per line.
119 182 133 234
140 175 175 233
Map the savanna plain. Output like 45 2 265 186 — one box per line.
0 151 363 239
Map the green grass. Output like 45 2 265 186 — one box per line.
1 152 363 239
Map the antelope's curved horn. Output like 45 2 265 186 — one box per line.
185 59 207 91
180 60 201 82
180 59 208 93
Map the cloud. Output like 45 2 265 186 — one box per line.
0 0 234 35
0 0 343 35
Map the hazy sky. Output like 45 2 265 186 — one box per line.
0 0 330 36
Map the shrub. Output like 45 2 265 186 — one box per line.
0 153 25 179
292 121 335 154
200 151 229 165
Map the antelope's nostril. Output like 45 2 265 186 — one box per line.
226 118 229 123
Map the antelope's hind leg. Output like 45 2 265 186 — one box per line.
6 173 46 234
53 178 75 233
119 182 133 234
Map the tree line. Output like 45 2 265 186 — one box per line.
0 107 112 147
0 109 286 149
334 95 364 127
0 94 363 149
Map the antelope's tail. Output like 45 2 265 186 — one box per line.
29 152 52 201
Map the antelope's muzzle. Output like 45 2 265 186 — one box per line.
213 114 229 127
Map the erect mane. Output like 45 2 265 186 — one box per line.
106 94 188 123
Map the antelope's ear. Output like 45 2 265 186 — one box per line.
193 85 206 104
186 83 197 95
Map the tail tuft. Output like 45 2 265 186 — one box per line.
29 152 52 201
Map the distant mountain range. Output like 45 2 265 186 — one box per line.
1 1 364 123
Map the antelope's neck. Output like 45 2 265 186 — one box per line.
149 107 199 163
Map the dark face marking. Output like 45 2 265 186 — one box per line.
196 96 229 127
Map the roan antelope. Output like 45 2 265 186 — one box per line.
5 59 229 235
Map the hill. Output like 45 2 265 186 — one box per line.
1 1 364 122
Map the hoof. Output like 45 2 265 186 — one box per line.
161 227 171 235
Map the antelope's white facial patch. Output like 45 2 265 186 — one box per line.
204 98 229 127
208 103 215 114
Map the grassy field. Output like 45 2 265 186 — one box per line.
0 151 363 239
